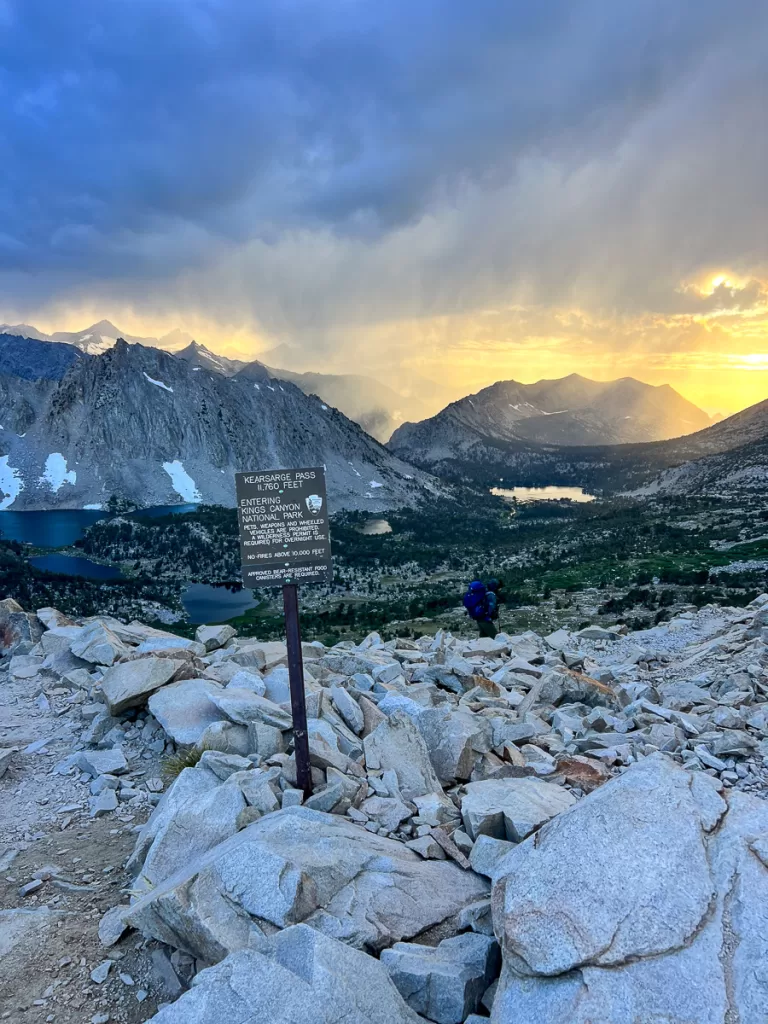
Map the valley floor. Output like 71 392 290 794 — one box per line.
4 490 768 644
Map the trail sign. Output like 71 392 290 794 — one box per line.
234 466 333 799
235 467 333 587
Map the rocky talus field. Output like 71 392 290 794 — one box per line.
2 596 768 1022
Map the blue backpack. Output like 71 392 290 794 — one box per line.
463 581 490 622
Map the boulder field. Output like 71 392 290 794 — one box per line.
2 595 768 1021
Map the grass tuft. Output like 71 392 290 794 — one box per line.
160 743 211 782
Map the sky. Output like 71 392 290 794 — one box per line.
1 0 768 414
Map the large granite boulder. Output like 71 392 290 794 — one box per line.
197 720 251 755
490 754 768 1023
148 924 422 1023
127 765 222 875
148 678 225 745
128 770 246 888
196 623 237 651
69 620 128 666
0 598 43 652
461 777 576 842
208 688 293 730
382 932 500 1023
363 711 443 800
136 778 246 889
135 635 207 657
128 806 488 962
418 707 492 783
99 657 187 714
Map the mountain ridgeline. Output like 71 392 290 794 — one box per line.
0 336 436 511
1 323 767 508
0 322 444 441
389 374 711 451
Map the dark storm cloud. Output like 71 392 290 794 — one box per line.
0 0 766 324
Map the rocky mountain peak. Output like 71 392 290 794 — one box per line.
86 318 121 334
390 373 712 457
0 334 435 510
157 328 196 350
0 322 52 341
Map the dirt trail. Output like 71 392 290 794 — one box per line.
0 661 180 1023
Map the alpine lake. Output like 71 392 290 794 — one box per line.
491 485 596 503
0 504 255 624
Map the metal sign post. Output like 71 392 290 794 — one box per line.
282 582 311 796
235 467 333 799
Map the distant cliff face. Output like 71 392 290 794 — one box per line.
0 339 436 511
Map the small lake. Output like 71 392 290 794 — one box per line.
357 518 393 535
181 583 258 625
28 560 256 623
9 506 261 625
0 504 199 547
491 486 596 503
29 554 125 579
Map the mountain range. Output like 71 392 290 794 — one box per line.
389 374 712 455
0 319 196 356
0 335 436 511
0 321 440 440
1 323 765 509
389 382 768 497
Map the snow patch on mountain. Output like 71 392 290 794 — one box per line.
0 456 23 509
39 453 76 491
77 333 120 355
163 460 202 502
143 372 174 393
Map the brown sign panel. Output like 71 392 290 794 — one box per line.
235 467 333 587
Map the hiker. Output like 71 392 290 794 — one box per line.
463 578 501 638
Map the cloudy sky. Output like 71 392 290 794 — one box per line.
1 0 767 413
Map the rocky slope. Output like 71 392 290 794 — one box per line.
0 332 85 381
0 322 52 342
0 338 435 511
174 340 248 377
636 432 768 496
611 398 768 496
390 373 710 455
177 344 435 441
2 595 768 1022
